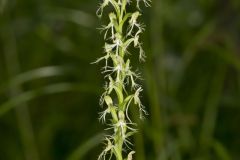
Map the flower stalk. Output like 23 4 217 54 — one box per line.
95 0 150 159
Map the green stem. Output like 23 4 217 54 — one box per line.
2 11 40 160
112 1 128 159
119 0 127 28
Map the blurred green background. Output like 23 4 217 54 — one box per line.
0 0 240 160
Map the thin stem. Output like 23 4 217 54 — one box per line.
2 11 40 160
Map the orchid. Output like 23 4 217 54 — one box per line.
95 0 150 159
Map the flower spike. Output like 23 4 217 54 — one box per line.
95 0 150 159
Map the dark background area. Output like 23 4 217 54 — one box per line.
0 0 240 160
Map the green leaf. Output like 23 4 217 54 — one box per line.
0 83 100 117
67 133 104 160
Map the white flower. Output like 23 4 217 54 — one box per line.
138 43 146 62
104 43 115 53
112 120 137 139
124 61 141 89
104 33 123 55
127 11 144 36
134 87 148 119
98 137 114 160
99 13 117 40
102 63 123 83
99 108 110 123
96 0 111 17
136 0 151 10
92 52 112 70
106 76 115 94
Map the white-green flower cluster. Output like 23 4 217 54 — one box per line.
95 0 150 159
